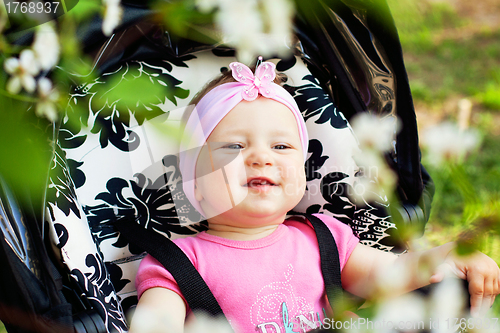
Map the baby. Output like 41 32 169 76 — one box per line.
130 60 499 333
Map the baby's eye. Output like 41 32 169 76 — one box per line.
223 143 244 149
273 144 290 150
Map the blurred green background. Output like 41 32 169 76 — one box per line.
1 0 500 331
388 0 500 315
388 0 500 251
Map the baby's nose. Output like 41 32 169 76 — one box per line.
246 148 273 166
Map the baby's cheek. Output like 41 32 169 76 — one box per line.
197 172 236 218
279 163 306 180
281 166 307 195
296 175 307 197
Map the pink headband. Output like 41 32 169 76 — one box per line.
179 61 309 217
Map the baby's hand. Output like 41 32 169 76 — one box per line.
430 250 500 317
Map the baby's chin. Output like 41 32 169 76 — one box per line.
204 206 289 226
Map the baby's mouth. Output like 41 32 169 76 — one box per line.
244 178 277 188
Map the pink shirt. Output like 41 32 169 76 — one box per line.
136 214 359 332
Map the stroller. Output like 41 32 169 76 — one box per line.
0 0 435 332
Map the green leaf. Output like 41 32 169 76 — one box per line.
103 74 166 107
154 1 217 43
478 82 500 111
64 0 102 23
0 96 52 202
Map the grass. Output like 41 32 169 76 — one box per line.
423 133 500 236
387 0 500 240
389 0 500 108
388 0 500 315
405 33 500 104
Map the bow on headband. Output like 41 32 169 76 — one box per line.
229 61 276 101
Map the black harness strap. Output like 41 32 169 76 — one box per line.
306 214 343 311
117 214 343 329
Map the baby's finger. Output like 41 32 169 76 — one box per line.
492 275 500 308
488 275 500 308
478 279 496 316
482 279 495 313
468 276 486 317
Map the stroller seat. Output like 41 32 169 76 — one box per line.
47 49 402 332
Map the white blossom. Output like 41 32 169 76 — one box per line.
128 305 177 332
351 149 397 203
348 109 399 200
352 171 396 204
421 122 480 166
185 313 233 333
351 175 383 204
261 0 294 41
102 0 123 36
429 277 467 333
215 0 293 63
350 112 400 191
36 77 59 122
260 0 294 56
216 0 262 63
4 49 40 94
351 113 400 152
348 114 400 202
33 22 60 71
195 0 219 13
373 293 427 332
130 307 233 333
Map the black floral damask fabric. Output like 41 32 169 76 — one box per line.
286 72 398 252
286 74 349 129
47 145 129 332
84 155 207 256
63 56 194 153
47 51 399 332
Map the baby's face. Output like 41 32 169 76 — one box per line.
194 97 306 227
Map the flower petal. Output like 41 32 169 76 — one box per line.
102 0 123 36
49 89 60 102
7 77 22 95
421 122 480 165
19 49 40 75
21 74 37 93
351 113 399 152
33 23 60 70
194 0 218 13
36 101 58 122
4 58 20 74
38 77 53 96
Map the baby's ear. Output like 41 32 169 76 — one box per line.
194 182 204 201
